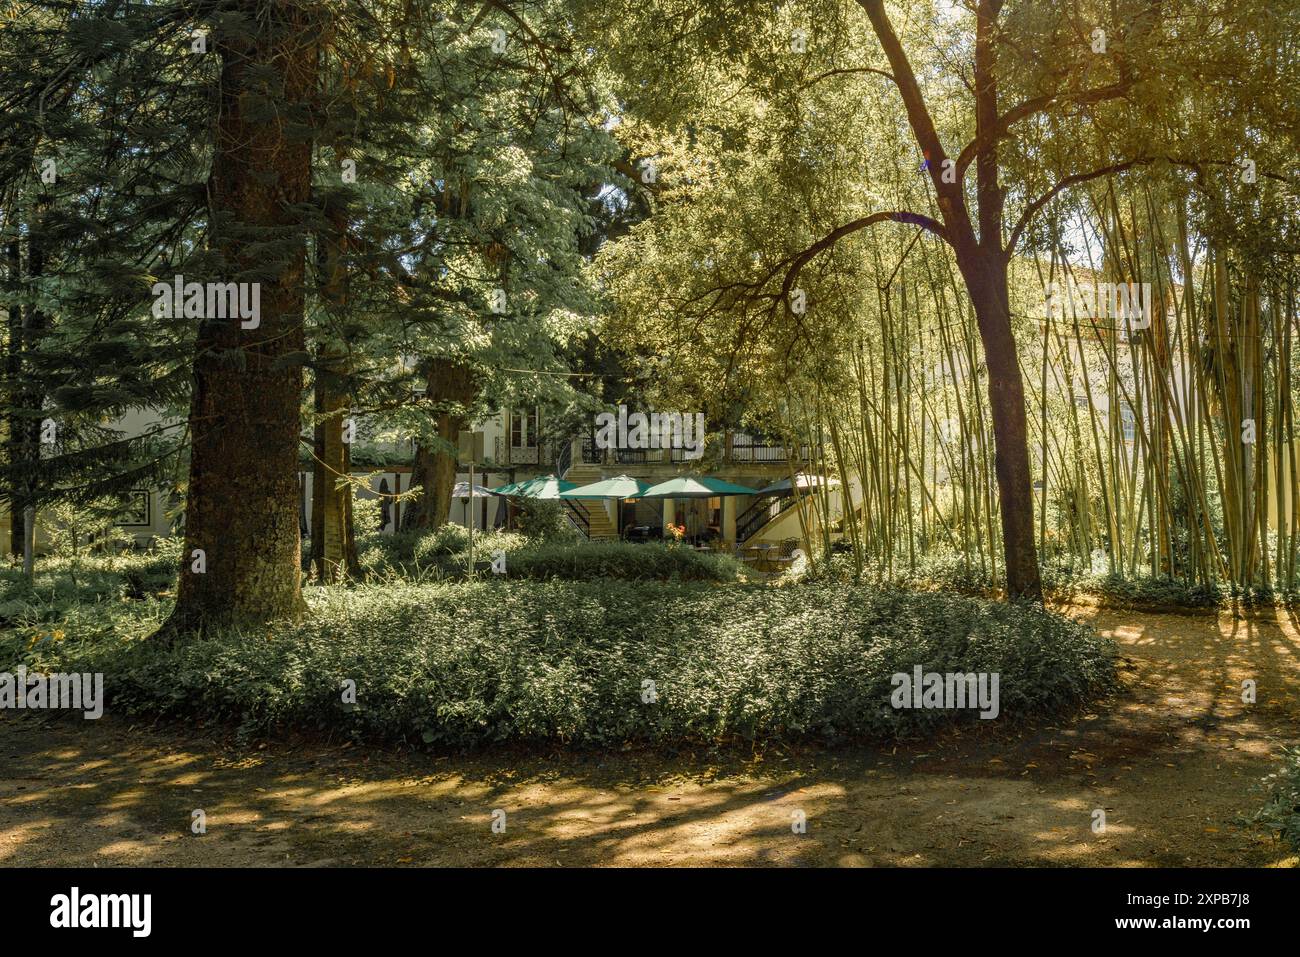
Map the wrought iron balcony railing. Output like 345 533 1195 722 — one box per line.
571 433 818 466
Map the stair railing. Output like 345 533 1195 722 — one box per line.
736 493 795 544
563 499 590 537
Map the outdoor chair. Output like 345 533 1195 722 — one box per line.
766 538 801 572
742 541 776 570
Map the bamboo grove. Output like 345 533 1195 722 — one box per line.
771 179 1300 595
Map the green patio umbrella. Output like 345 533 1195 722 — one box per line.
490 480 520 496
496 474 576 500
559 474 651 499
637 476 758 545
560 474 651 539
639 475 759 498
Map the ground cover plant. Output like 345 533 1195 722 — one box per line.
1 556 1116 750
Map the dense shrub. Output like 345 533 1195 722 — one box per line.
802 551 1000 593
359 532 742 583
502 540 742 581
1055 571 1222 608
515 499 582 542
354 524 481 575
803 549 1228 608
7 580 1117 749
0 542 178 624
0 545 177 664
1251 747 1300 850
414 523 475 558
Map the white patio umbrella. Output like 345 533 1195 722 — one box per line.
452 481 494 499
755 474 841 496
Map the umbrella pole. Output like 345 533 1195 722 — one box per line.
467 461 474 576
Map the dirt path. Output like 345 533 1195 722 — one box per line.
2 606 1298 867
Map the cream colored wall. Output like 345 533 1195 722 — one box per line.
744 477 864 546
299 465 524 534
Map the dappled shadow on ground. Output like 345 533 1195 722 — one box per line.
2 606 1297 867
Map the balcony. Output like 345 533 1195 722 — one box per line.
728 436 817 463
573 433 819 467
493 437 548 467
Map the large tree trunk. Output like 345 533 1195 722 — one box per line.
402 358 478 531
861 0 1043 601
6 230 46 571
160 1 317 636
309 198 359 581
310 357 343 580
310 349 359 581
858 0 1042 602
5 238 26 559
958 250 1043 601
342 440 360 572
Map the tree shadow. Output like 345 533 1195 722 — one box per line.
3 606 1297 867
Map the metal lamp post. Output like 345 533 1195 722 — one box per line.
458 430 484 576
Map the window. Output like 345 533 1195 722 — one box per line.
510 407 539 448
116 490 151 527
1119 404 1136 442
